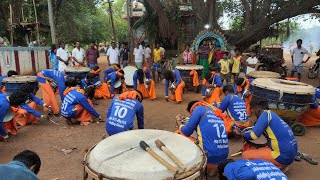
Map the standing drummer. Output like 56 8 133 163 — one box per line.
106 90 144 136
202 69 223 105
291 39 311 81
234 77 252 116
176 100 228 176
235 98 298 171
164 69 185 103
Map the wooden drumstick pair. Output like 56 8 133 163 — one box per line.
139 139 187 174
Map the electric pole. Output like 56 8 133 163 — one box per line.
108 0 116 42
47 0 56 44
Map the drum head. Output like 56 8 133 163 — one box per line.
114 79 121 88
86 129 204 180
248 71 280 79
3 109 13 122
65 67 91 73
252 78 315 95
242 127 269 148
175 65 203 70
2 75 36 83
124 66 138 86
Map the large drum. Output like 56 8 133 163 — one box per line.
175 65 203 92
65 67 90 79
84 129 206 180
248 71 280 79
123 66 138 86
2 75 38 94
251 78 315 121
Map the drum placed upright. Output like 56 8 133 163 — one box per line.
175 65 203 92
65 67 90 79
123 66 138 87
251 78 316 136
2 75 38 94
84 129 207 180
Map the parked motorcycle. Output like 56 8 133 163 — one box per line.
308 49 320 79
257 55 288 78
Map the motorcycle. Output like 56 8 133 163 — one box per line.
257 55 288 78
308 49 320 79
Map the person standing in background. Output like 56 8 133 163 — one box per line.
56 42 70 72
86 42 100 69
145 44 152 69
133 42 145 69
107 41 120 67
245 50 258 75
291 39 311 81
72 41 85 67
309 41 314 55
183 44 193 64
198 41 210 76
49 44 58 71
213 45 225 68
121 42 130 68
231 48 243 82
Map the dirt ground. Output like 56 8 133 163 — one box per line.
0 54 319 180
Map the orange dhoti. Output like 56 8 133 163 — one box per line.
242 142 283 169
73 99 95 126
170 81 185 103
148 80 157 100
39 82 59 114
245 95 252 116
298 107 320 126
3 119 17 135
223 116 250 134
137 84 149 99
137 80 157 100
205 87 222 105
94 83 110 99
14 102 40 126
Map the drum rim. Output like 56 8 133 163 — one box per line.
248 71 280 79
242 127 269 148
2 76 37 83
83 132 207 180
176 65 204 70
123 66 138 86
65 67 91 72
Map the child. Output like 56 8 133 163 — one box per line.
218 52 231 85
230 48 243 83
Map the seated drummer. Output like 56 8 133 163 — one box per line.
105 70 125 98
106 90 144 136
234 77 252 116
176 100 229 176
235 98 298 171
0 70 18 94
164 69 185 103
133 67 157 100
14 84 49 126
0 91 29 142
202 68 223 105
103 64 121 78
61 79 101 126
80 73 95 89
298 87 320 126
218 159 288 180
90 66 111 99
36 69 67 114
219 85 249 135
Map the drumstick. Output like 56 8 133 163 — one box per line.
139 141 179 174
231 150 243 157
155 139 187 171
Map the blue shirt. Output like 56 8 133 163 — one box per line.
103 68 115 78
106 95 144 136
36 70 67 101
0 161 39 180
165 69 182 96
201 73 222 96
0 94 10 136
224 159 288 180
61 89 100 118
80 78 93 89
0 75 7 89
244 111 298 165
219 95 248 125
105 72 121 94
180 106 229 165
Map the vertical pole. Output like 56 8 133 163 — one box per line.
108 0 116 42
9 3 13 44
47 0 56 44
33 0 40 45
127 0 132 64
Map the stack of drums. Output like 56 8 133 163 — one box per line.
84 129 207 180
251 78 315 135
175 65 203 92
2 75 38 94
65 67 91 79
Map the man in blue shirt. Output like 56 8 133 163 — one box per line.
176 100 228 176
106 90 144 136
164 69 185 103
298 87 320 126
218 159 288 180
219 85 249 135
235 98 298 170
0 150 41 180
133 67 157 100
79 73 96 89
202 69 223 105
0 70 19 94
105 70 125 98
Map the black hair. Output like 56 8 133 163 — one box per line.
146 44 150 48
136 90 143 102
218 159 235 180
187 101 198 113
59 42 64 46
236 78 245 86
164 70 174 82
222 85 234 93
9 91 29 106
235 47 241 52
204 72 213 80
86 73 96 80
13 150 41 175
251 50 257 54
51 44 56 52
92 66 100 71
84 86 95 99
224 51 229 55
250 97 269 110
118 70 124 75
137 69 144 84
65 78 78 87
296 39 302 43
185 44 190 48
7 70 18 77
114 64 121 69
19 83 34 94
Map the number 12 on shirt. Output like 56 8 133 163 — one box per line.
213 124 227 138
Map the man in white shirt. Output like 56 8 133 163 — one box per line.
245 50 258 75
290 39 311 81
133 42 145 69
107 41 120 66
145 44 152 69
72 41 85 67
56 42 70 72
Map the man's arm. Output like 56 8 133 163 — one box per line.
106 49 110 65
214 74 223 87
291 49 294 63
303 48 312 63
180 107 202 136
165 79 169 97
174 71 181 87
20 104 42 117
79 97 100 117
30 95 45 106
133 72 138 90
218 95 231 112
244 112 269 140
136 103 144 129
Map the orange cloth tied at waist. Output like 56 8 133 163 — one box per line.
118 90 141 101
90 68 101 75
190 100 227 120
189 70 200 87
63 87 84 96
237 78 250 92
